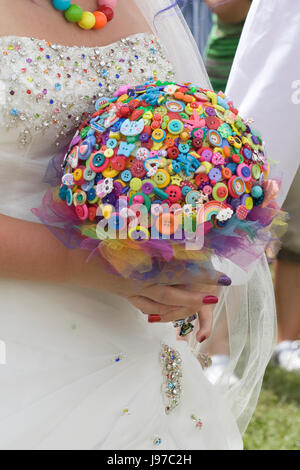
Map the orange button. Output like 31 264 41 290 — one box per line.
156 213 179 235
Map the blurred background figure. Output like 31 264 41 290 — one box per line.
204 0 252 91
274 168 300 371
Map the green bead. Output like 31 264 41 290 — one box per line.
64 4 83 23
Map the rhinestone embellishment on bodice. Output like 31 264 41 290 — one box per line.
0 33 175 149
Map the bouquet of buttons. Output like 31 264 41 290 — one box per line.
35 79 286 329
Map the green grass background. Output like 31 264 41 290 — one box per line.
244 365 300 450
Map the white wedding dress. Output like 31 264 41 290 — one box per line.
0 32 276 450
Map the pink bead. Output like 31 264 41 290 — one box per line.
98 0 117 8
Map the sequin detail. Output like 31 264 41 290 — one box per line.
0 34 175 148
160 344 183 415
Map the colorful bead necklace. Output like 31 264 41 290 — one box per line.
52 0 117 30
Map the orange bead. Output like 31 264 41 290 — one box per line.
93 11 107 29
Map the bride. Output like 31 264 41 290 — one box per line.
0 0 281 450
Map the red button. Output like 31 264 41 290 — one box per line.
205 116 220 130
130 160 147 178
167 146 179 159
232 153 241 164
111 155 126 171
195 173 209 186
165 185 182 203
217 186 227 198
192 138 202 149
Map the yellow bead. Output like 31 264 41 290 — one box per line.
78 11 96 30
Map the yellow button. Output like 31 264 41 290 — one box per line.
130 178 142 191
104 148 114 158
102 163 119 178
143 110 153 120
153 169 171 188
73 168 83 181
201 161 213 174
152 129 165 142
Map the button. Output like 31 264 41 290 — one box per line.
236 205 248 220
89 152 109 173
211 152 225 166
205 106 216 116
202 185 212 195
106 138 118 149
232 153 243 164
129 192 151 210
110 155 126 172
208 130 222 147
212 182 228 202
67 147 79 168
178 143 190 154
141 181 154 195
251 164 261 180
66 188 73 206
195 173 209 186
185 190 202 207
251 185 263 199
136 147 150 160
120 118 145 136
237 163 251 181
75 204 88 220
130 160 147 178
205 116 220 130
128 226 150 241
108 213 126 231
73 190 87 206
208 168 222 182
156 213 179 235
130 177 142 191
199 148 213 162
168 119 184 135
153 169 170 188
104 148 114 158
121 169 132 183
165 185 182 203
113 181 124 196
102 162 119 178
242 147 252 160
88 206 97 221
73 168 83 182
241 194 254 210
221 167 232 179
166 100 185 112
59 185 68 201
83 167 96 181
228 176 246 198
152 128 166 142
167 146 179 159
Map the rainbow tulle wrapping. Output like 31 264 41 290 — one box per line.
32 80 287 280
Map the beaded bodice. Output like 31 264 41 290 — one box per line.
0 33 175 221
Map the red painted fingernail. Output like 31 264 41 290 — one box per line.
148 315 161 323
199 335 207 343
203 296 218 304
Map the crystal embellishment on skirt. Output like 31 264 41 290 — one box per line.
191 414 203 429
160 344 183 415
197 352 212 369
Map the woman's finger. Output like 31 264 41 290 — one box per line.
141 284 218 308
195 306 214 343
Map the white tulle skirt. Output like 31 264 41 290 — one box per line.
0 254 275 450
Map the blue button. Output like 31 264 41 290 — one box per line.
121 169 132 183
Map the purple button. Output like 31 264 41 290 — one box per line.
113 181 124 196
251 135 260 145
230 197 241 210
208 168 222 182
139 132 150 143
141 182 154 195
102 193 116 205
201 148 213 162
206 106 216 117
